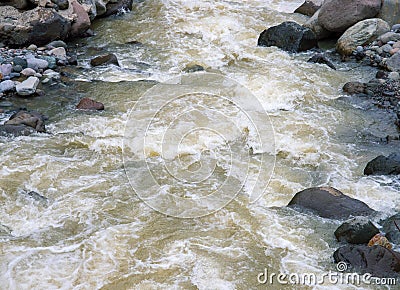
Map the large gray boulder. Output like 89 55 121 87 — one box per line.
303 9 332 40
336 18 390 56
287 187 375 219
0 6 71 46
318 0 382 33
378 0 400 27
258 21 318 52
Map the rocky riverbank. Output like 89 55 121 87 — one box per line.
258 0 400 279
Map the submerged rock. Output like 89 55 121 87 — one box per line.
318 0 382 33
5 109 46 132
334 217 379 244
258 21 318 52
307 53 336 69
364 153 400 175
90 53 119 66
343 81 366 94
76 97 104 110
287 187 375 219
333 245 400 278
336 19 390 56
0 124 35 136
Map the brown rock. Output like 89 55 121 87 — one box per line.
343 82 366 94
294 0 324 17
318 0 382 33
90 53 119 66
76 97 104 110
70 0 91 37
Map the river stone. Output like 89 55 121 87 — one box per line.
382 214 400 244
343 82 366 94
303 9 332 40
38 56 57 69
378 0 400 27
386 52 400 72
49 47 67 60
258 21 318 52
51 0 69 9
307 53 336 69
379 32 400 44
294 0 323 16
333 245 400 278
16 76 39 96
0 124 35 136
47 40 67 49
364 153 400 175
90 53 119 66
27 58 49 71
334 217 379 244
287 187 375 219
1 64 12 77
76 97 104 110
0 0 30 9
70 0 91 37
318 0 382 33
5 110 46 132
0 80 15 93
336 19 390 56
13 57 27 69
21 68 36 76
101 0 133 17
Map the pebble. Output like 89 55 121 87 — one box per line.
13 57 27 68
13 65 23 73
27 58 48 71
49 47 67 60
382 44 393 53
0 101 13 107
356 46 364 53
21 67 36 76
27 44 37 51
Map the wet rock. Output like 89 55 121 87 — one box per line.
13 57 27 69
23 190 48 202
258 21 318 52
5 109 46 132
184 64 205 73
0 223 11 237
378 0 400 27
1 64 12 77
90 53 119 66
382 214 400 244
76 97 104 110
318 0 382 33
27 58 48 71
333 245 400 278
307 53 336 69
379 32 400 44
287 187 375 220
13 65 23 73
364 153 400 175
334 217 379 244
336 19 390 56
38 56 56 69
0 80 15 93
101 0 133 17
388 71 400 80
51 0 69 10
0 7 71 46
21 68 36 76
47 40 67 49
16 76 39 96
294 0 323 17
386 52 400 72
303 9 332 40
67 54 78 65
43 69 60 80
49 47 67 60
0 124 35 136
70 0 91 37
343 81 366 94
27 44 37 51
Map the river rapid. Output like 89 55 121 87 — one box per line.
1 0 400 289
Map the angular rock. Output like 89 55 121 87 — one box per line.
287 187 375 219
308 53 336 69
386 52 400 72
5 110 46 132
70 0 91 37
16 76 39 96
0 0 30 9
336 19 390 56
343 81 366 94
294 0 324 16
27 58 48 71
101 0 133 17
364 153 400 175
333 245 400 278
334 217 379 244
303 9 332 40
378 0 400 27
49 47 67 60
0 80 15 93
382 214 400 244
90 53 119 66
76 97 104 110
258 21 318 52
318 0 382 33
0 7 71 47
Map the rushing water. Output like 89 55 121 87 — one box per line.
1 0 400 289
